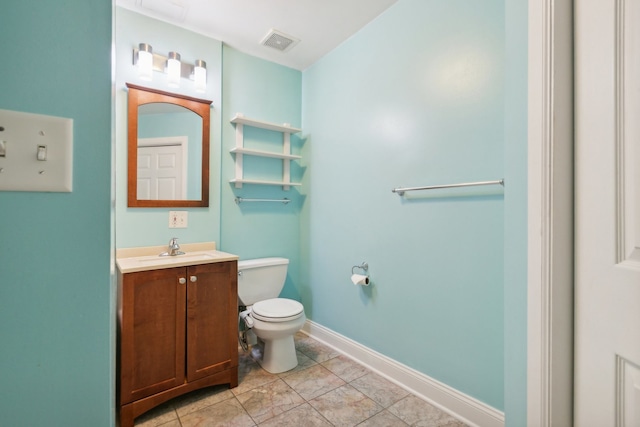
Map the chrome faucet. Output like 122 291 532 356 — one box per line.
160 237 185 256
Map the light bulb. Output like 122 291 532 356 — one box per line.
167 52 181 88
137 43 153 81
194 59 206 93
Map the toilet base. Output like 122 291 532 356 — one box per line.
246 309 306 374
253 335 298 374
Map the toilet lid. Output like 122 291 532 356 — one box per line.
252 298 303 319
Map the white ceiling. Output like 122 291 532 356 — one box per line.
115 0 399 70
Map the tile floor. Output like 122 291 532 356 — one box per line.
134 332 468 427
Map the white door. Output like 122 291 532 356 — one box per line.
137 136 187 200
575 0 640 425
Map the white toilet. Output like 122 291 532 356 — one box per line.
237 257 306 373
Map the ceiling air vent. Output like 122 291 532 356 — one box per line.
261 29 300 52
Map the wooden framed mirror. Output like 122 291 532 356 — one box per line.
126 83 212 207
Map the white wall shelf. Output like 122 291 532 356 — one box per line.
229 147 301 160
230 114 302 133
230 113 302 190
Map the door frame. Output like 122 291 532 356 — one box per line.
527 0 574 426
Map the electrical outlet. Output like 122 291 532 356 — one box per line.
169 211 188 228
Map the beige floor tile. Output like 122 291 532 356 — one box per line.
134 401 178 427
387 395 467 427
143 421 181 427
235 378 305 423
295 335 341 363
172 385 235 418
350 372 410 408
135 335 470 427
356 409 409 427
321 354 370 382
258 402 333 427
277 350 319 378
309 384 383 426
233 351 279 395
283 364 346 400
179 398 255 427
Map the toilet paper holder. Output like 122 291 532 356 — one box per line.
351 262 370 286
351 262 369 274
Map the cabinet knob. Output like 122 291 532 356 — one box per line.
179 277 186 285
190 276 197 282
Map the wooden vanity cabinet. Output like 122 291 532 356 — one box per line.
118 260 238 427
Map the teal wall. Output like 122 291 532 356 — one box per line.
0 1 113 426
219 47 304 299
0 1 526 424
114 7 223 249
504 0 528 425
115 8 303 278
301 0 505 410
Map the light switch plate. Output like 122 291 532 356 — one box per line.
0 109 73 192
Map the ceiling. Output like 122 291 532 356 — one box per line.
115 0 399 70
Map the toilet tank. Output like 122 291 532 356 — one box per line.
237 257 289 306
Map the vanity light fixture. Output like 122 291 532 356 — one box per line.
132 44 207 92
166 51 181 88
137 43 153 81
193 59 207 93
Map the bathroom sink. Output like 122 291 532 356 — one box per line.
116 247 238 274
137 253 218 263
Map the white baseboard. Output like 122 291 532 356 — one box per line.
301 320 504 427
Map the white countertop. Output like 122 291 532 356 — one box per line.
116 242 238 274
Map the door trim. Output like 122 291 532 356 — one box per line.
527 0 574 426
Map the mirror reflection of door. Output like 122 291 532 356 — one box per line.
137 101 202 200
137 136 188 200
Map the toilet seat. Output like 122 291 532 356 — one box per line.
252 298 304 323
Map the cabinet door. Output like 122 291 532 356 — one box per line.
186 261 238 381
120 267 186 404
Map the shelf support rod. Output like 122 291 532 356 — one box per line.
235 197 290 204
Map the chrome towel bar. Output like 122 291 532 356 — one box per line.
235 197 290 204
392 179 504 196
